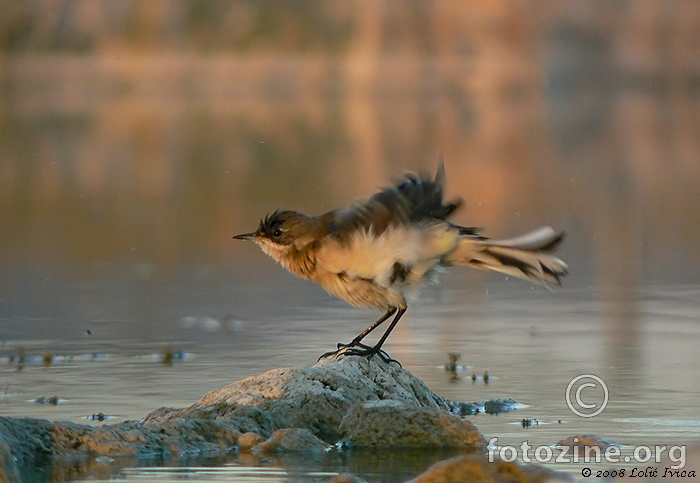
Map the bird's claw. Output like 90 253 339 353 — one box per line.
319 341 369 361
343 346 402 366
318 342 401 366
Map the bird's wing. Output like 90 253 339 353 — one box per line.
329 160 471 240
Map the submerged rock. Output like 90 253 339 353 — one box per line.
557 434 620 451
451 397 520 416
407 454 572 483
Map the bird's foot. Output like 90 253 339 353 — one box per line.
343 345 402 366
318 342 401 366
318 341 370 361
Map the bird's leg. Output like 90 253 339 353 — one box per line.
318 307 397 361
344 307 406 365
339 307 397 349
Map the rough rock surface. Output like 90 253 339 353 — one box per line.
252 428 330 455
146 356 458 442
0 416 241 465
0 434 21 483
237 431 264 451
339 400 484 448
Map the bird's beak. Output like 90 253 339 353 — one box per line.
233 232 257 241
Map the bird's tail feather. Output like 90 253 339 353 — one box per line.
450 227 568 288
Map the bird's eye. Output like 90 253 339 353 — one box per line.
272 228 282 238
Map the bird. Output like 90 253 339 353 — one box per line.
234 158 567 364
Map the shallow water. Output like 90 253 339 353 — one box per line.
2 264 699 482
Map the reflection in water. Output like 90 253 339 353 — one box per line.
546 14 646 406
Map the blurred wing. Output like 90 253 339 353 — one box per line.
330 160 466 240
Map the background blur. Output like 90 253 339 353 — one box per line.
1 1 700 360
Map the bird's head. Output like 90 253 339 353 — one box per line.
234 210 316 264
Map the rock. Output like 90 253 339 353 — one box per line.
483 398 520 415
0 434 22 483
406 454 572 483
331 474 369 483
146 356 456 441
237 432 263 451
556 435 618 455
0 356 509 480
0 417 54 470
252 428 330 455
339 400 484 448
451 398 521 416
556 434 615 447
0 416 241 464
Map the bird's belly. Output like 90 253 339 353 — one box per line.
315 271 406 309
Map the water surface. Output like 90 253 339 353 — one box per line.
2 266 699 481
